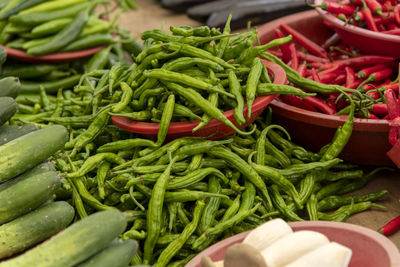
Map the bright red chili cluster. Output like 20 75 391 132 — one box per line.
271 23 399 120
312 0 400 34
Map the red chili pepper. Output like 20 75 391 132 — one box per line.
357 63 388 78
366 0 385 15
311 1 355 15
281 95 318 112
368 112 381 119
367 68 393 83
288 42 298 70
304 96 336 115
354 11 365 21
311 68 322 83
297 51 330 63
345 66 356 88
274 28 292 63
321 55 395 70
322 20 335 29
280 24 329 59
378 215 400 235
372 103 389 116
297 63 307 77
383 114 390 120
330 73 347 85
367 90 380 99
360 0 379 31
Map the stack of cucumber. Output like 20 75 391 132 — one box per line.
0 0 119 55
0 69 138 266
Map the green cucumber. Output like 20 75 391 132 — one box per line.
0 163 60 224
0 97 17 126
0 210 127 267
0 125 68 183
76 239 138 267
0 124 39 145
0 77 21 98
0 201 74 259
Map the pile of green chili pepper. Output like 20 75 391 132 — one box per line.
0 0 135 55
70 14 320 136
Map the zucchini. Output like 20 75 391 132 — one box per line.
0 124 39 146
0 97 17 127
0 210 127 267
0 125 68 183
0 201 74 259
0 77 21 99
76 239 138 267
0 163 60 224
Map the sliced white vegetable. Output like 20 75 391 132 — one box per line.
285 242 352 267
215 260 224 267
243 218 293 251
261 230 329 267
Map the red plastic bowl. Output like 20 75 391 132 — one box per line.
257 10 392 166
1 45 106 63
314 0 400 57
187 221 400 267
111 61 286 140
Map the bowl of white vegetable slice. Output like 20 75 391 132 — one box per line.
187 219 400 267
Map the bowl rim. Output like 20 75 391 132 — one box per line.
111 61 287 134
271 98 389 132
314 0 400 43
187 221 400 267
1 45 106 63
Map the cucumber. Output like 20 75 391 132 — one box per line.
0 125 68 183
76 239 138 267
0 124 39 146
0 210 127 267
0 97 17 127
0 201 74 259
0 77 21 99
0 164 60 224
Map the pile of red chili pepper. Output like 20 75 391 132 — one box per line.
310 0 400 35
271 23 399 120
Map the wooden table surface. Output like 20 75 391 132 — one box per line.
119 0 400 249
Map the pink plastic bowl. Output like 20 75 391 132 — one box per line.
187 221 400 267
111 61 286 140
1 45 106 63
257 10 392 166
314 0 400 57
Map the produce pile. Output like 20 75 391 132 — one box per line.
312 0 400 35
0 0 136 55
0 3 395 267
266 23 400 120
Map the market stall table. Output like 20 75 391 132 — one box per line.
118 0 400 249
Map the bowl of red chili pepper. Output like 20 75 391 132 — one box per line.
187 221 400 267
313 0 400 57
257 10 398 165
111 61 286 141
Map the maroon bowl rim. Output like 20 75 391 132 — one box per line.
271 98 389 132
187 221 400 267
2 45 106 63
314 0 400 43
111 61 287 134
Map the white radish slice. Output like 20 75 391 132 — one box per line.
243 218 293 251
214 260 224 267
260 230 329 267
285 242 352 267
